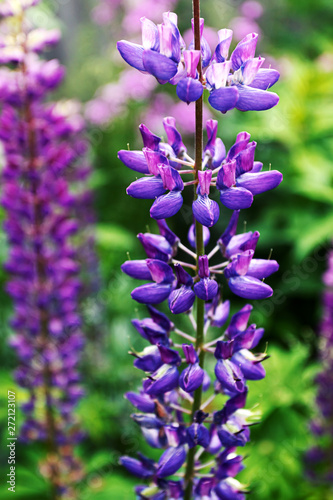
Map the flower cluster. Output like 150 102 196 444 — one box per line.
121 268 270 498
117 12 280 112
119 117 282 229
118 2 281 497
0 1 94 495
305 249 333 483
119 122 281 498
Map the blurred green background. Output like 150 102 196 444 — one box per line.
1 0 333 498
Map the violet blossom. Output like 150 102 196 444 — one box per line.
0 2 94 496
305 249 333 483
117 1 282 498
117 11 280 112
119 121 281 497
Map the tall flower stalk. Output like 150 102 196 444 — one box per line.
0 1 93 497
305 249 333 484
116 1 282 499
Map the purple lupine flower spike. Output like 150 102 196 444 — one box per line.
117 10 280 112
306 248 333 482
118 5 281 498
1 3 90 495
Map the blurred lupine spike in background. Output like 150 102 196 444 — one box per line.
0 1 98 497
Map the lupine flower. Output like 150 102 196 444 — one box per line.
119 119 282 227
305 248 333 482
0 2 94 495
117 11 280 112
118 5 281 498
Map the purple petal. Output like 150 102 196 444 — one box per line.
230 32 258 71
132 318 169 345
252 161 263 173
214 479 246 500
120 456 155 479
141 17 160 51
146 259 174 284
226 231 259 257
143 49 178 83
182 344 199 364
241 56 264 85
198 170 212 195
139 124 161 151
215 359 245 394
168 286 195 314
193 195 220 228
118 150 149 174
117 41 146 72
194 278 219 301
227 132 251 161
127 176 166 199
158 165 184 191
234 326 264 351
236 85 279 111
219 187 253 210
211 300 230 328
187 423 210 448
198 255 210 279
183 50 201 78
146 365 179 396
176 77 203 104
156 219 180 248
179 363 204 393
224 250 254 279
249 68 280 90
125 392 156 413
212 138 227 168
143 148 169 175
134 346 163 372
208 86 239 113
235 141 256 176
246 259 279 279
174 264 193 287
236 170 283 195
216 160 236 189
201 36 212 68
147 304 174 332
227 305 253 338
214 29 233 62
163 117 187 156
150 191 183 219
214 340 235 360
204 119 226 168
206 61 232 90
157 446 186 478
158 345 182 366
188 223 210 248
232 351 266 380
219 210 240 249
131 283 172 304
138 233 172 262
121 260 152 280
228 276 273 299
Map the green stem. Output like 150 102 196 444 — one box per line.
184 1 205 498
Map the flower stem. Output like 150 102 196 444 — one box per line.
184 1 205 498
